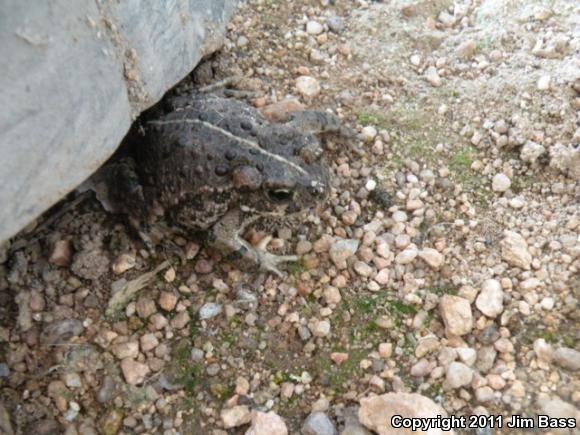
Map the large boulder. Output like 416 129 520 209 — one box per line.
0 0 235 244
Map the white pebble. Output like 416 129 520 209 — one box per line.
361 126 378 142
296 76 321 97
492 173 511 192
365 179 377 191
537 75 551 90
306 20 324 35
395 248 417 265
540 297 555 310
476 279 504 318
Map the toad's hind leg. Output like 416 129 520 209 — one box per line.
87 157 148 218
85 157 154 249
211 210 297 277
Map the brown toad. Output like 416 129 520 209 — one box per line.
89 93 345 275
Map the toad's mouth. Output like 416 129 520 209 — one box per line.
266 189 294 204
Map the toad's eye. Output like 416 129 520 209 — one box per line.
266 189 294 203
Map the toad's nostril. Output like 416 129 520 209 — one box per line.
308 186 323 196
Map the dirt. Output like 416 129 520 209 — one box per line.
0 0 578 434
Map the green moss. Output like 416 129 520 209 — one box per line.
388 106 426 131
354 295 376 314
450 146 492 206
424 382 444 398
287 260 307 275
426 285 458 296
273 371 292 384
356 110 388 127
364 320 380 334
307 293 318 304
100 409 124 435
541 331 557 343
127 316 145 332
563 335 578 348
388 300 417 315
171 343 203 396
314 349 369 393
451 146 476 169
221 330 236 347
189 310 201 339
387 107 442 165
210 382 234 400
391 155 405 168
511 175 537 193
423 311 436 327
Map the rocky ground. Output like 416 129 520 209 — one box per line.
0 0 579 434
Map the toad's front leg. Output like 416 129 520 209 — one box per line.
210 209 297 277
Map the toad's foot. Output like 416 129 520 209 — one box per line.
255 250 298 277
254 236 297 277
213 210 298 277
286 110 356 138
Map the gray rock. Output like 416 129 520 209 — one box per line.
478 325 500 344
476 346 497 373
190 348 204 361
41 319 84 345
539 398 578 421
0 0 235 244
206 363 220 376
329 238 359 268
158 373 185 391
298 325 312 341
235 288 258 310
64 372 82 388
63 345 103 373
97 375 117 403
327 16 345 33
445 362 474 389
199 302 223 320
303 412 337 435
553 347 580 371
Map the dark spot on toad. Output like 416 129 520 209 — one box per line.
215 165 229 176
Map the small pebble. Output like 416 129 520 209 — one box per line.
296 76 321 97
306 21 324 35
492 173 511 192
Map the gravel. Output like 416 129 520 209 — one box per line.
302 412 337 435
1 0 578 432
